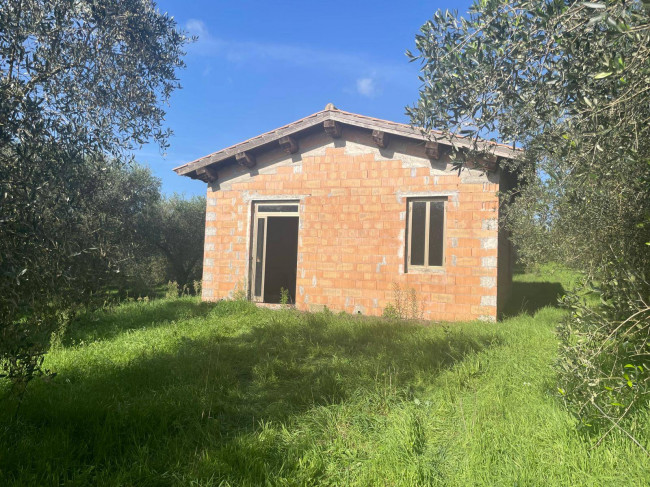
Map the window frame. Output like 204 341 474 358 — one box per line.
406 197 447 272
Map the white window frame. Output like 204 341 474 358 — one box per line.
406 197 447 272
249 200 300 302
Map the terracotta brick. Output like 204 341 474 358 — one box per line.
454 294 482 305
455 257 481 267
451 247 473 258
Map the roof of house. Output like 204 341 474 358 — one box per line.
174 104 520 181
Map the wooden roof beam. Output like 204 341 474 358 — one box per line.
425 141 440 159
279 135 299 154
372 130 389 149
323 119 341 138
236 151 256 168
196 166 218 183
484 154 498 171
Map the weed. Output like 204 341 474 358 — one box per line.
384 283 422 320
279 287 290 306
382 303 400 320
393 282 404 318
232 279 248 302
181 283 190 297
408 287 423 320
165 280 179 299
192 279 202 296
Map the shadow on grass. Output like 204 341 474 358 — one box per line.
0 304 501 485
501 281 566 319
62 298 216 346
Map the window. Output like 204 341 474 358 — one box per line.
407 198 446 270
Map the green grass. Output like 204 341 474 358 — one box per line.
1 267 648 486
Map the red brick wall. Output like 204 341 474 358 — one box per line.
202 128 501 322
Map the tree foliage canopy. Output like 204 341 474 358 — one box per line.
408 0 650 435
143 195 206 290
0 0 189 389
1 0 186 153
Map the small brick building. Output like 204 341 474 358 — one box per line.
174 105 518 322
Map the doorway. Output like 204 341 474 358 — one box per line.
250 202 299 304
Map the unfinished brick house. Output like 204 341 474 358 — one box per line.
174 105 518 322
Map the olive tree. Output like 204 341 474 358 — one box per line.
407 0 649 436
0 0 189 393
136 194 206 293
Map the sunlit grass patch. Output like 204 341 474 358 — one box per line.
1 267 648 485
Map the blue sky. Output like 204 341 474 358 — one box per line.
137 0 473 196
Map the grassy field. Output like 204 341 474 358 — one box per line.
1 268 649 485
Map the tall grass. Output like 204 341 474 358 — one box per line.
1 267 648 485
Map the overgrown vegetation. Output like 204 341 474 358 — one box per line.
1 268 648 485
408 0 650 437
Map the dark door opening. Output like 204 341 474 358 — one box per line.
251 201 300 304
262 216 298 303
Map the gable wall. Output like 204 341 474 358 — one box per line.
202 128 501 322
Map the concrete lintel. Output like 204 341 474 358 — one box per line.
241 192 311 203
395 190 458 204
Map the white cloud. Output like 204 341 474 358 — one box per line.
356 77 377 97
183 19 413 89
185 19 209 39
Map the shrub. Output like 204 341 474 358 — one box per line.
558 266 650 435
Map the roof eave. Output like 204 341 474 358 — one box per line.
174 109 521 179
